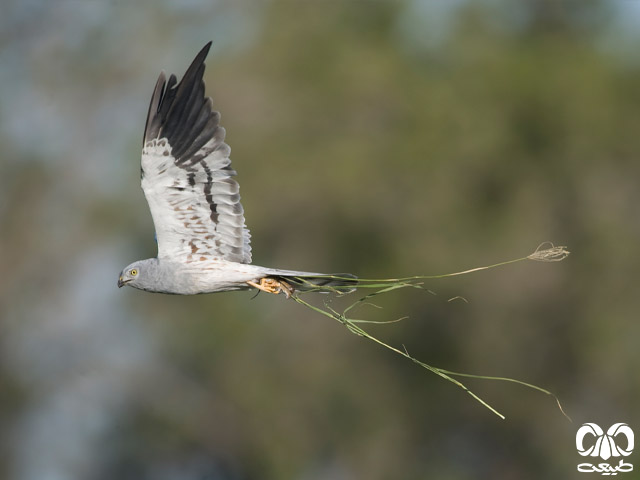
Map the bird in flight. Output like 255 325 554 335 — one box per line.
118 42 355 298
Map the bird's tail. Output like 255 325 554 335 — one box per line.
273 273 358 294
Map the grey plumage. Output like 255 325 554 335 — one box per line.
118 42 356 295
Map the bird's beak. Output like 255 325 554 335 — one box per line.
118 277 128 288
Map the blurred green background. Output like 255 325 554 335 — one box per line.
1 1 639 479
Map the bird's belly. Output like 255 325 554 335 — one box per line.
170 264 263 294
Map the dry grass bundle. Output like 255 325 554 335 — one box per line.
289 243 571 420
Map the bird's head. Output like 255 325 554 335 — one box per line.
118 260 149 289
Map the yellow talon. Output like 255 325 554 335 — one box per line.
247 277 294 298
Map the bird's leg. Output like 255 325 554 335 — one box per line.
247 277 294 299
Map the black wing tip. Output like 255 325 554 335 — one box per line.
143 41 216 150
142 71 167 143
201 41 213 57
186 42 213 75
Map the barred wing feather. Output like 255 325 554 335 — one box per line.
140 42 252 264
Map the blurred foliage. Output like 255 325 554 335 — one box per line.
2 1 640 479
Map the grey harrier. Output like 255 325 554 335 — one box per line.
118 42 355 298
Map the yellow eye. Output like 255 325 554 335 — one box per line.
130 269 138 276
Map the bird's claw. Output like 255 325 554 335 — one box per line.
247 277 294 298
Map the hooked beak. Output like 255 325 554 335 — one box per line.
118 276 129 288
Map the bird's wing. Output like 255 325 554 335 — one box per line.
140 42 251 264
